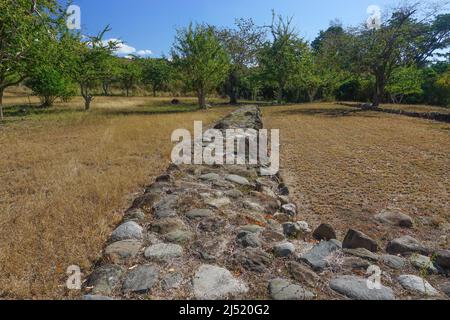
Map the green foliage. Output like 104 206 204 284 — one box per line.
118 58 142 96
386 66 423 103
142 58 173 96
172 23 230 108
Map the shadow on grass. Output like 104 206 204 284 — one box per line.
271 106 375 118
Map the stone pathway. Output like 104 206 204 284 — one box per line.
83 106 449 300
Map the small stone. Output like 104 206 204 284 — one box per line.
262 229 286 242
268 278 315 300
155 174 171 182
435 250 450 271
296 221 311 233
104 240 142 262
375 209 413 228
225 189 244 198
144 243 183 261
313 223 337 241
207 197 231 208
330 275 395 300
298 240 342 272
239 225 264 234
237 232 261 248
110 221 143 242
161 273 183 290
281 203 297 216
273 242 296 257
386 236 429 256
200 173 221 182
234 248 272 273
122 265 159 294
165 230 194 244
343 229 378 252
87 265 124 295
398 275 439 296
342 257 370 270
193 265 248 300
278 183 289 196
282 222 308 239
440 282 450 297
343 248 379 262
273 212 290 223
381 254 406 270
83 295 113 300
124 209 146 222
225 174 251 186
185 209 214 219
287 261 320 287
150 218 185 235
408 254 438 274
278 195 290 205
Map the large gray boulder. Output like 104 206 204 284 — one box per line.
330 275 395 300
122 265 159 294
298 240 342 271
343 229 378 252
110 221 143 242
386 236 429 256
268 278 315 300
397 275 439 296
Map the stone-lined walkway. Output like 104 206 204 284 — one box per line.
83 106 450 300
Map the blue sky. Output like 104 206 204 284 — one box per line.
70 0 435 57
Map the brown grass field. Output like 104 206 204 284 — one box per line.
1 92 449 299
0 92 233 299
263 103 450 254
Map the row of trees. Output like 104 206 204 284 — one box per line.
0 1 449 119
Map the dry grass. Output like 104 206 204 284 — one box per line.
0 93 233 299
263 103 450 251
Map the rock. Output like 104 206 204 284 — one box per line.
313 223 337 241
278 183 289 196
206 197 231 208
234 248 272 273
282 222 309 239
273 212 291 223
397 275 439 296
440 282 450 297
330 275 395 300
131 193 160 210
150 218 185 235
193 265 248 300
144 243 183 261
162 273 183 290
287 261 321 287
237 232 261 248
343 248 379 262
262 229 286 242
124 209 146 222
198 217 226 232
200 173 221 182
408 254 438 274
343 229 378 253
104 240 142 262
153 194 179 219
386 236 429 256
342 257 370 270
165 230 194 244
225 174 251 186
155 174 171 182
110 221 143 242
281 203 297 216
381 254 406 270
273 242 296 257
435 250 450 271
185 208 214 219
296 221 311 233
83 295 113 300
239 225 264 234
225 189 243 198
375 210 413 228
298 240 342 272
268 278 315 300
122 265 159 294
87 265 124 295
278 195 290 205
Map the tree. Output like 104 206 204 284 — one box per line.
172 23 230 109
142 58 172 97
350 3 450 106
100 56 121 96
259 13 308 103
216 19 266 104
435 65 450 106
119 58 141 97
386 66 423 103
0 0 60 120
71 27 118 110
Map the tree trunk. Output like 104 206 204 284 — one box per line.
198 88 207 110
228 71 239 104
102 82 110 96
373 73 386 107
0 87 4 121
153 85 157 97
277 83 283 104
84 97 92 111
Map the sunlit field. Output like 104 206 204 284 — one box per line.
264 103 450 252
0 92 233 299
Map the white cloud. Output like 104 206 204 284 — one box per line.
136 49 153 56
103 38 152 57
